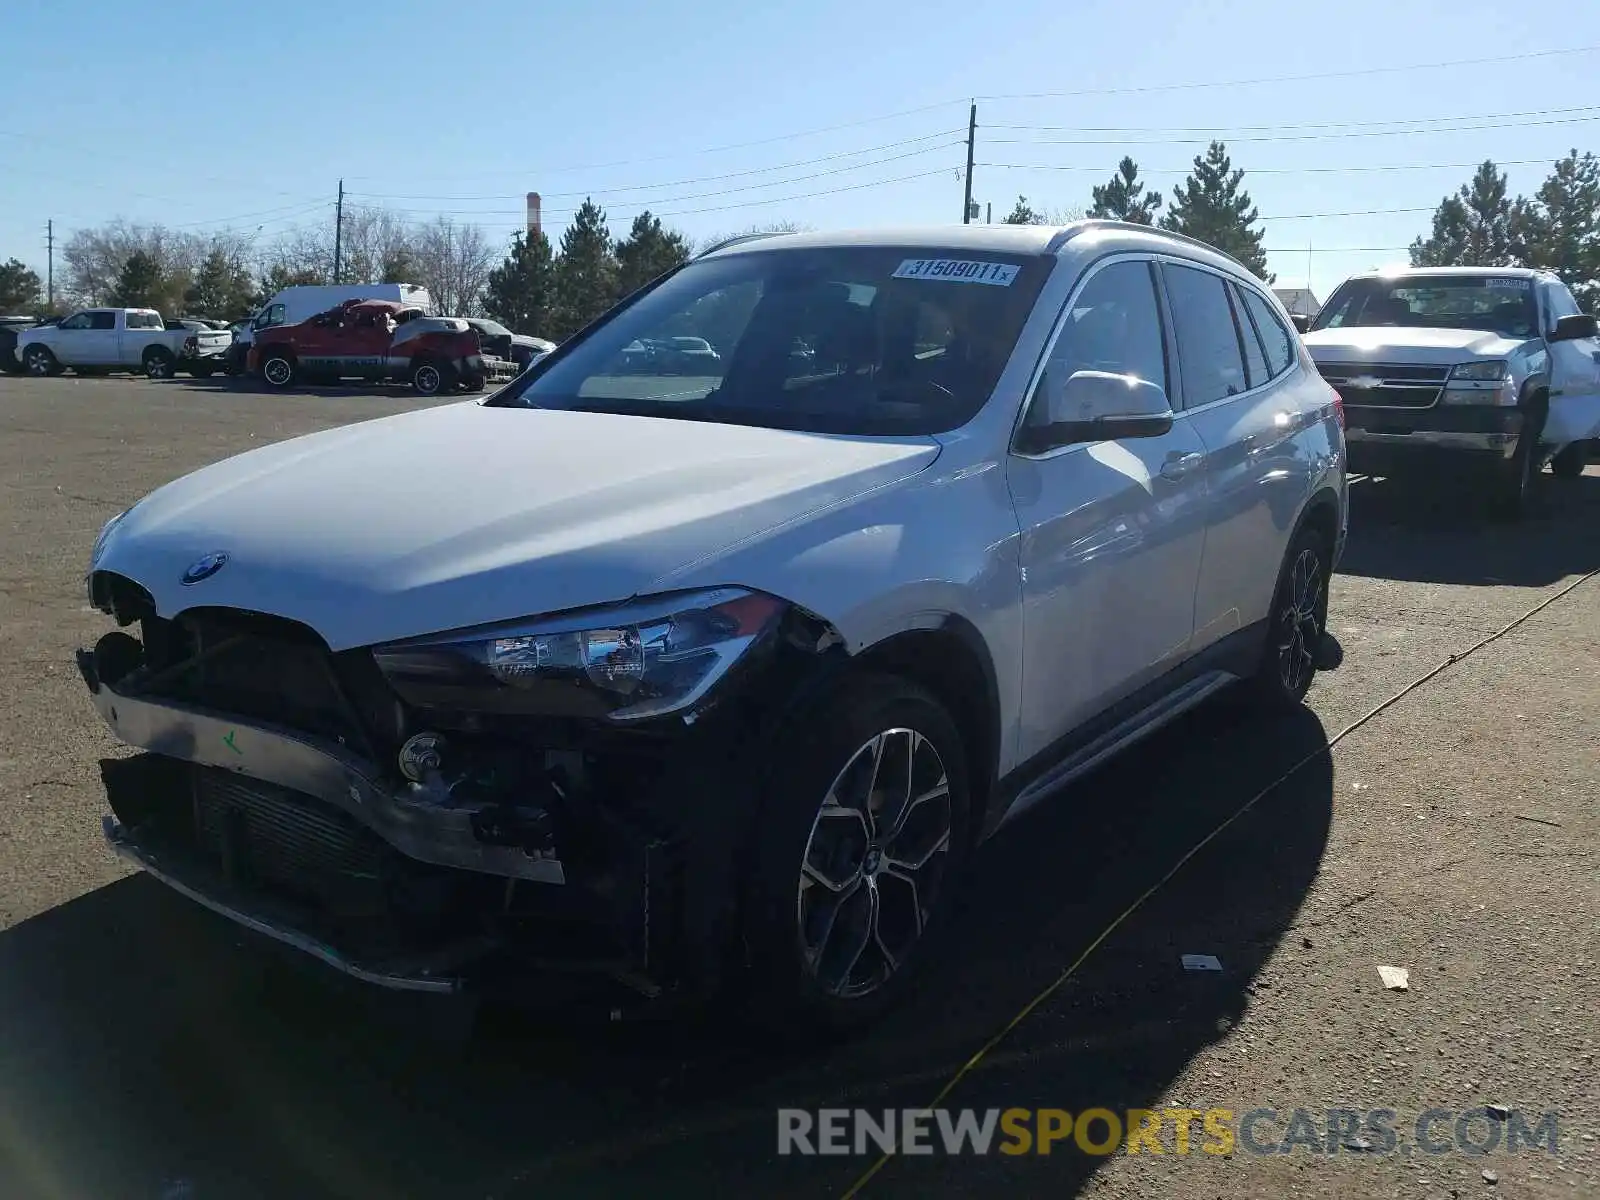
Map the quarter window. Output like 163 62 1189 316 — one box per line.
1024 260 1167 431
1163 264 1248 405
1239 286 1295 379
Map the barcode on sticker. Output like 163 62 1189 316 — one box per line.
892 258 1020 286
1486 278 1530 289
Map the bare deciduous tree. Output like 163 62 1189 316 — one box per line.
413 216 496 314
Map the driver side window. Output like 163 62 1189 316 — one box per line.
59 312 92 331
1023 260 1167 430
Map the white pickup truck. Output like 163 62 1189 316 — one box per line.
15 308 233 379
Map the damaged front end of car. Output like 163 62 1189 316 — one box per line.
79 569 845 1008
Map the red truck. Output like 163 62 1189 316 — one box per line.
248 300 519 395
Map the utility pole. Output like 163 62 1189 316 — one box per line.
962 101 977 225
333 179 344 283
45 220 54 308
986 202 992 224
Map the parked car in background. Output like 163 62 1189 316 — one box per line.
17 308 232 379
1304 267 1600 513
463 318 556 369
618 334 724 374
228 283 435 376
249 299 517 394
81 221 1346 1029
1 315 40 374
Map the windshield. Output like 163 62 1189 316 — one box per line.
488 246 1053 435
472 319 512 338
1311 274 1539 339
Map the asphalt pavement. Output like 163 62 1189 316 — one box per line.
0 374 1596 1200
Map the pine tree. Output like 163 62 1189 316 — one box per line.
1159 142 1272 281
1002 196 1042 225
551 199 617 339
381 245 420 284
0 258 43 311
614 211 691 299
1409 161 1518 268
108 251 165 309
482 230 556 334
1088 157 1163 225
1513 150 1600 311
183 247 255 319
251 264 326 310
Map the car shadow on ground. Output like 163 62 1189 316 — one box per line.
0 700 1332 1200
1338 470 1600 587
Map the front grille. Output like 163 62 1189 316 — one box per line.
176 612 372 750
193 767 387 915
1317 362 1449 410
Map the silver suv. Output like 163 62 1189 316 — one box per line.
81 220 1348 1029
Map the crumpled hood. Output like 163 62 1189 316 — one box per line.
1303 325 1533 365
96 402 940 650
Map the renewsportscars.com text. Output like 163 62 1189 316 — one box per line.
777 1106 1561 1158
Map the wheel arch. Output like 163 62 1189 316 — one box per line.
849 616 1002 842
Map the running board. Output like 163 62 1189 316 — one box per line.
991 670 1240 834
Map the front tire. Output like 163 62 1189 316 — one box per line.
188 363 216 379
1248 524 1332 707
1550 441 1587 479
741 673 970 1033
143 347 176 379
23 346 62 377
260 350 296 389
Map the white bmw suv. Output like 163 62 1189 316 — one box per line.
80 221 1348 1027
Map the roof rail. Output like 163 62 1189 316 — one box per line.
1047 218 1250 270
695 230 795 258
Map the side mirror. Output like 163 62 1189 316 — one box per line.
1550 313 1598 342
1027 369 1175 450
1290 313 1312 334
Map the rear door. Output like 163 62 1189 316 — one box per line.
1170 263 1314 651
1541 280 1600 446
1007 255 1209 763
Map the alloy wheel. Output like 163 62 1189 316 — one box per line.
796 727 953 999
1276 547 1324 695
263 358 291 387
414 364 441 394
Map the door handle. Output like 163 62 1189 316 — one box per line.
1160 452 1204 481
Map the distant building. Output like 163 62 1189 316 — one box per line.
1273 287 1321 318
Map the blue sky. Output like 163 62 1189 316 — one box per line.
3 0 1599 302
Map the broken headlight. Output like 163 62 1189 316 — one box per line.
371 587 786 722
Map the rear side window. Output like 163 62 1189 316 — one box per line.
90 311 117 330
1231 285 1270 387
1239 287 1295 378
1163 264 1248 405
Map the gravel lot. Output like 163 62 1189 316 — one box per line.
1 374 1596 1200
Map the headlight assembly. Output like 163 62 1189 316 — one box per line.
89 509 128 571
371 587 787 722
1448 360 1509 381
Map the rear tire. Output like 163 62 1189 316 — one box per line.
188 364 216 379
740 673 971 1035
23 345 62 377
1246 523 1332 707
411 358 456 396
142 347 176 380
1550 441 1587 479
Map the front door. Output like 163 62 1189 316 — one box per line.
1007 256 1209 765
1542 281 1600 447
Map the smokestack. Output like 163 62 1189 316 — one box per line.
526 192 542 238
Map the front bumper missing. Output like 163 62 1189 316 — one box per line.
81 667 565 886
103 815 483 993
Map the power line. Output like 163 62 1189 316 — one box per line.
345 129 965 202
167 198 333 231
975 43 1600 101
985 111 1600 147
344 100 972 182
977 157 1555 175
371 141 967 218
983 103 1600 135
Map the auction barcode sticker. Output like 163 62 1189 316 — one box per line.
893 258 1020 286
1486 277 1530 289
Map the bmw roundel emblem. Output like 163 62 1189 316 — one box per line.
180 551 229 585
